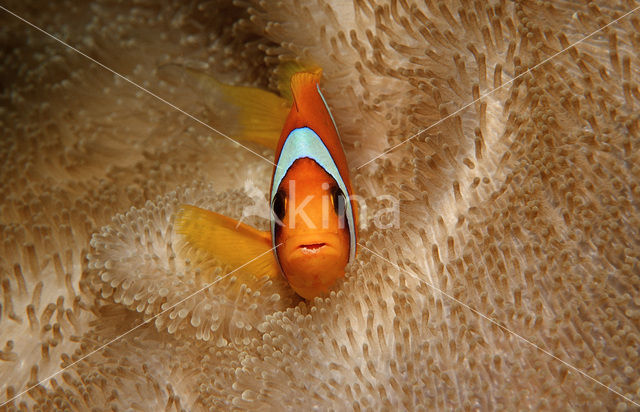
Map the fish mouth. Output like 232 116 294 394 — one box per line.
282 234 341 260
278 233 350 298
298 242 327 252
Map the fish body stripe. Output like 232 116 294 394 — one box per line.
315 84 347 154
270 127 356 263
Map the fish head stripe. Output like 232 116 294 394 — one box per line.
270 127 356 264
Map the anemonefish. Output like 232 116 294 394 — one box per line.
175 66 357 299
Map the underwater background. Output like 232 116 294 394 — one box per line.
1 0 640 410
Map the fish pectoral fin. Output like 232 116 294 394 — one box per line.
158 64 288 150
175 204 280 280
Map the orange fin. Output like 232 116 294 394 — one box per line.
159 64 289 150
290 68 323 109
175 204 280 280
276 61 322 103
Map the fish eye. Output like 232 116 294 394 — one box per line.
272 189 287 222
331 187 346 217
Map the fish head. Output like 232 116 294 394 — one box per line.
272 157 351 299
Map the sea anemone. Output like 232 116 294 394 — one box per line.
1 0 639 410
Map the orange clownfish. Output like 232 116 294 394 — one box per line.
175 67 357 299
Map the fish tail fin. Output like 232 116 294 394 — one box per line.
175 204 281 281
158 64 289 150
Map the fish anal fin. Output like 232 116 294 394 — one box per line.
175 204 280 281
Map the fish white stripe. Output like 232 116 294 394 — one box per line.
270 127 356 263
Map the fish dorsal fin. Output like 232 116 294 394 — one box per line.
290 68 323 110
276 62 321 103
